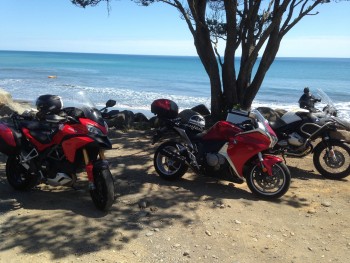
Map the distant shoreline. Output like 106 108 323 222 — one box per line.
1 49 350 60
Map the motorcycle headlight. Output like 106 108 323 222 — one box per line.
87 124 104 136
271 134 278 148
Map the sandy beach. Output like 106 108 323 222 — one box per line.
0 88 349 262
0 127 349 263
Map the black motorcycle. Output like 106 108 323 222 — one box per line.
258 99 350 179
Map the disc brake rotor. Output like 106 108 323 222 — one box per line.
324 150 345 168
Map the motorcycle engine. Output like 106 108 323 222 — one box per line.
206 153 226 170
287 132 304 146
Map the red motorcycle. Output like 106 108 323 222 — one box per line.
151 99 291 199
0 92 115 211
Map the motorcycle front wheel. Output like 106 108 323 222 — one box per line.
246 162 291 199
6 155 38 191
90 164 115 211
154 141 188 180
313 140 350 179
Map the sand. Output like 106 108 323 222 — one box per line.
0 129 349 263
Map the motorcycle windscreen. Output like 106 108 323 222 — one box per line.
80 107 106 128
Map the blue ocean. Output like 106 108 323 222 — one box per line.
0 50 349 120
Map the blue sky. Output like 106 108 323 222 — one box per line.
1 0 350 58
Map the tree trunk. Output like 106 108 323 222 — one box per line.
189 0 224 119
194 34 223 119
222 0 238 111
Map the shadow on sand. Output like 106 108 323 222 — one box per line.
0 129 329 259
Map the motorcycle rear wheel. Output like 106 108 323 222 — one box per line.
313 140 350 179
6 155 38 191
246 162 291 199
154 141 188 180
90 167 115 211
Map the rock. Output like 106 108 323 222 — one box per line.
275 108 287 117
191 104 211 116
0 88 29 116
146 232 154 237
307 208 317 214
0 104 14 116
149 116 159 128
138 200 149 209
256 107 280 122
321 201 331 207
134 112 149 123
113 110 135 129
205 230 212 236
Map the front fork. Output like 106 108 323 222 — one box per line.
82 148 106 190
323 138 337 161
258 153 268 173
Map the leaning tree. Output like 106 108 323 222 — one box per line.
72 0 341 119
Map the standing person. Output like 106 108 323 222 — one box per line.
298 87 321 112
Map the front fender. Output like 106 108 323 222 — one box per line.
329 130 350 144
260 154 283 176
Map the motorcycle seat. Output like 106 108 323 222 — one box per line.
20 120 59 144
29 130 57 144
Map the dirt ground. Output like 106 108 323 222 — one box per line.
0 129 349 263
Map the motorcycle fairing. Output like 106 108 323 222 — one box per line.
22 127 54 152
0 123 17 147
0 123 21 155
202 121 242 141
222 131 272 177
62 136 95 163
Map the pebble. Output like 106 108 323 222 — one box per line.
307 208 317 214
139 201 148 209
321 201 331 207
205 230 212 236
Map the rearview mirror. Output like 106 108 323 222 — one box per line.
106 99 116 108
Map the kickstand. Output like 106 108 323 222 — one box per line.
282 151 287 164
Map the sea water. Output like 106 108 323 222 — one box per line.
0 50 349 120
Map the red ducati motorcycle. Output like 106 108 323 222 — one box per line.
151 99 291 199
0 92 115 211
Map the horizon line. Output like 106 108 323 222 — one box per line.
1 49 350 60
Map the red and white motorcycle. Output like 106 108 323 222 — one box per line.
0 92 115 211
151 99 291 199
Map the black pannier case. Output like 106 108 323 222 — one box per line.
151 99 179 118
